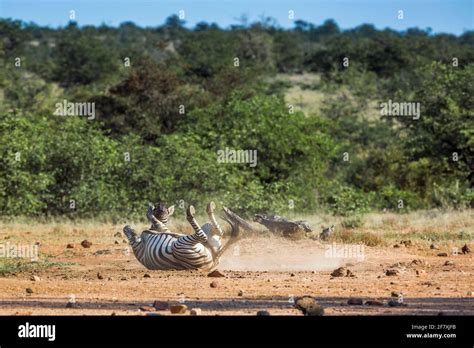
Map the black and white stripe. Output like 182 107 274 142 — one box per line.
124 203 232 271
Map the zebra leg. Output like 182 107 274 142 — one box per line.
123 225 146 262
186 205 208 244
147 203 170 232
206 201 224 237
123 225 140 244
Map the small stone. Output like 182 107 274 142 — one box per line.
346 269 355 277
256 310 270 316
120 277 127 281
393 244 400 248
25 288 33 294
210 281 218 288
461 244 470 254
170 304 188 314
30 276 40 282
388 299 406 307
386 269 399 276
114 232 122 238
93 249 112 256
66 244 74 249
443 260 454 266
416 269 426 276
114 241 119 245
190 308 202 316
365 300 384 306
153 301 169 310
290 273 295 277
437 252 448 257
97 273 104 280
347 298 363 305
139 306 156 312
430 243 439 250
143 273 151 278
391 291 401 297
238 290 244 296
207 270 225 278
304 305 325 316
81 240 92 248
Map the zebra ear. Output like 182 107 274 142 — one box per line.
168 205 175 216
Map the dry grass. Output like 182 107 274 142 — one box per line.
0 209 471 247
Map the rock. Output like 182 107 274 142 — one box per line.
25 288 33 294
430 243 439 250
114 232 122 238
443 260 454 266
461 244 471 254
143 273 151 278
391 291 401 297
416 269 426 276
111 312 116 316
304 305 325 316
207 270 225 278
210 281 218 288
66 244 74 249
467 291 473 297
331 267 346 277
388 299 406 307
365 300 384 306
170 304 187 314
347 298 363 305
393 244 400 248
411 259 423 265
81 240 92 248
256 310 270 316
295 296 323 315
139 306 156 312
120 277 127 281
153 301 169 311
97 273 104 280
385 269 399 276
295 296 316 310
238 290 244 296
290 273 295 277
114 241 119 245
437 252 448 257
190 308 202 316
30 276 40 282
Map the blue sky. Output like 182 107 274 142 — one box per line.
1 0 472 34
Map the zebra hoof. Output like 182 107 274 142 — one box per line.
207 201 216 214
186 205 196 219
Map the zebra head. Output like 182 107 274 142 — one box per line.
152 202 175 224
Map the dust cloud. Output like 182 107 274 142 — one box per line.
218 235 359 272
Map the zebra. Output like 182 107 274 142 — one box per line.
123 202 247 271
319 224 335 241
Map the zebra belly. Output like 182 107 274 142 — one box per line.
138 233 215 270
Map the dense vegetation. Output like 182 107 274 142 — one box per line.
0 16 472 219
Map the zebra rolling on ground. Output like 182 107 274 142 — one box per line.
123 202 248 271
